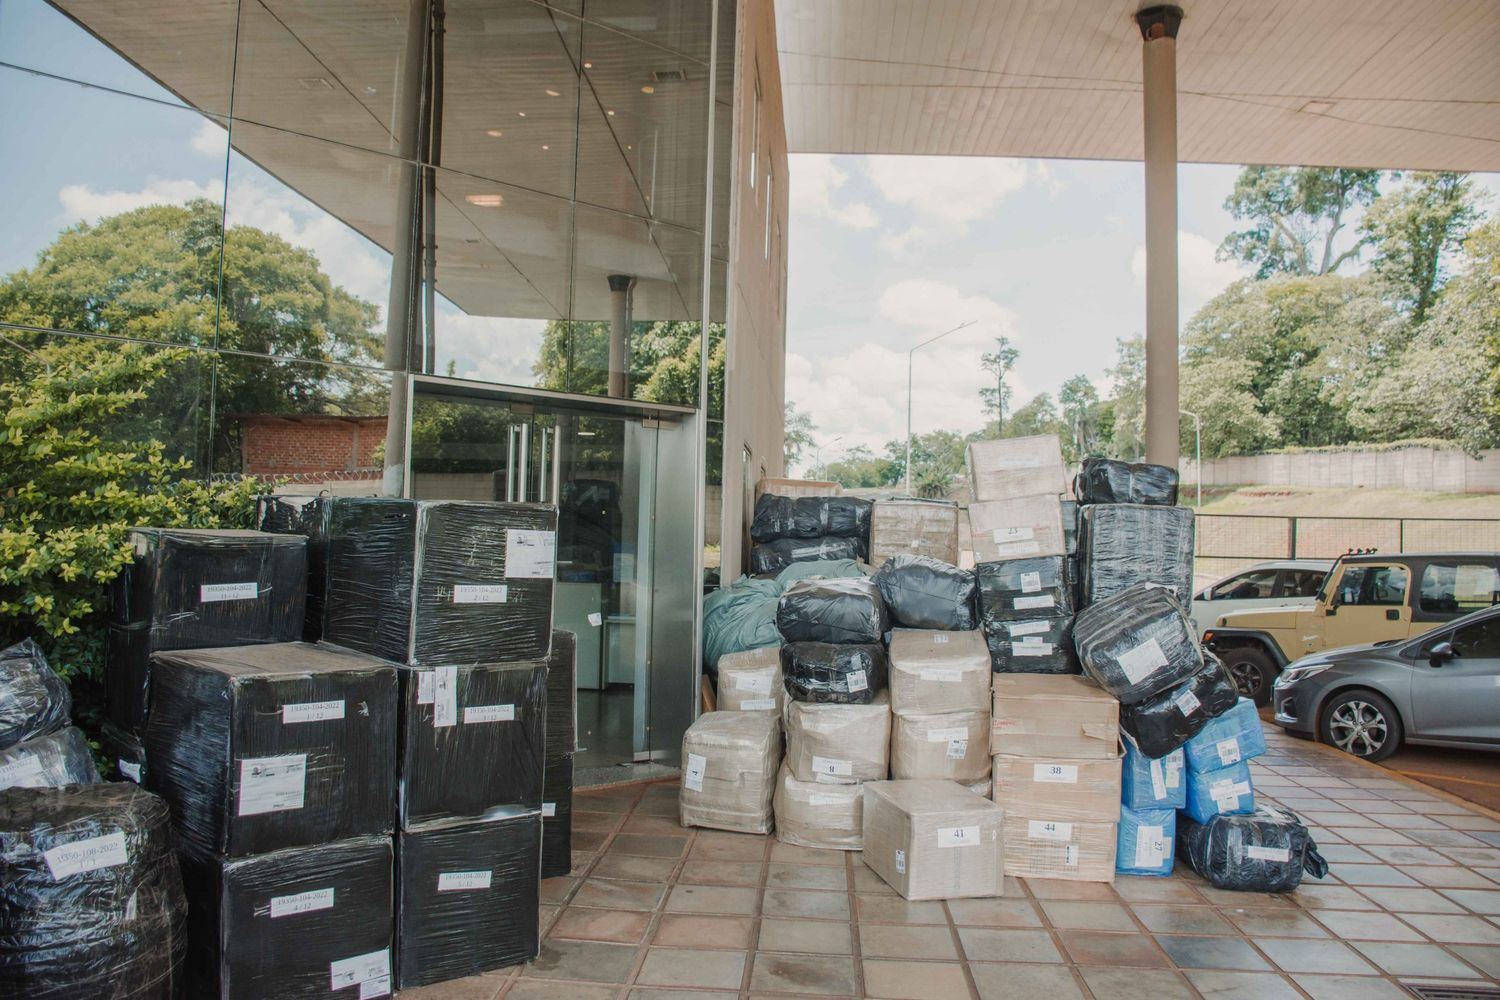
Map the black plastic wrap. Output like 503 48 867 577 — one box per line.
750 493 873 541
398 659 546 827
872 554 977 630
179 835 393 1000
1177 804 1328 892
751 536 864 575
256 494 331 642
397 811 541 988
776 577 889 644
542 630 576 878
102 721 147 785
0 783 185 1000
1078 504 1195 606
144 642 397 858
0 726 98 790
1075 457 1179 506
323 498 557 666
107 529 307 732
780 642 888 704
1073 583 1204 705
976 556 1073 626
982 619 1079 675
0 638 71 749
1061 500 1080 557
1120 652 1239 757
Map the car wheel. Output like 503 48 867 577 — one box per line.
1222 647 1274 706
1320 690 1403 763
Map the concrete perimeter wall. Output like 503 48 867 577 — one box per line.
1181 448 1500 494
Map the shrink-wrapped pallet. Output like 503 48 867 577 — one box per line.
1120 653 1238 758
256 494 332 641
1072 584 1203 705
891 711 990 782
717 646 784 713
680 712 781 834
966 435 1067 502
781 642 886 705
102 720 147 785
869 498 961 566
1077 504 1194 606
976 557 1073 623
542 631 577 877
989 674 1118 759
784 693 891 785
1074 457 1179 507
751 494 872 541
751 536 864 575
873 554 977 631
0 638 71 749
1177 805 1327 892
776 578 888 645
772 765 863 850
862 779 1005 900
968 497 1066 563
0 726 98 791
983 619 1079 675
887 629 990 717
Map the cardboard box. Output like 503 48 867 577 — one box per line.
990 753 1122 822
716 646 784 714
772 764 863 851
862 780 1005 900
783 692 891 785
869 499 960 566
990 674 1119 759
887 629 991 717
966 435 1067 502
680 711 781 833
891 711 991 783
755 477 841 499
1001 814 1117 881
968 497 1066 563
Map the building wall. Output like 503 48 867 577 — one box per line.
719 0 790 581
238 416 384 476
1181 448 1500 494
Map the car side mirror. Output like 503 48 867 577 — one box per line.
1429 641 1456 668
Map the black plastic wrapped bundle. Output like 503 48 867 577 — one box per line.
396 810 541 988
102 721 147 785
107 529 307 732
0 726 98 790
751 536 863 575
976 557 1073 625
542 631 576 878
323 498 557 666
179 835 392 1000
750 494 872 541
256 494 331 641
1176 804 1328 892
1061 500 1080 557
982 619 1079 675
1077 504 1195 607
1073 584 1203 705
781 642 888 704
872 554 977 630
0 783 186 1000
776 577 888 644
1075 457 1179 506
144 642 397 858
1120 651 1239 757
398 659 547 827
0 638 71 749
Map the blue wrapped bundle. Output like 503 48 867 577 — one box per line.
1183 698 1267 773
1184 760 1255 824
1121 737 1185 811
1117 804 1176 877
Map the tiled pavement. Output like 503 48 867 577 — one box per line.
399 727 1500 999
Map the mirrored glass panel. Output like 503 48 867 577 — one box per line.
584 0 713 63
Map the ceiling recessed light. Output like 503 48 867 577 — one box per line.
517 111 527 117
362 85 377 95
486 129 503 137
545 88 560 97
626 145 632 150
640 85 655 94
465 193 504 208
606 109 615 116
541 144 550 150
583 61 593 69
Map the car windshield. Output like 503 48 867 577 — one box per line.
1316 559 1344 605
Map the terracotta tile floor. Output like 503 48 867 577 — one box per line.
398 728 1500 999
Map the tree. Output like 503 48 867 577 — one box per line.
822 446 899 490
1106 337 1145 460
1001 393 1065 441
532 318 722 405
1178 356 1280 457
784 401 815 472
978 336 1020 430
1362 172 1481 325
882 430 967 498
1218 166 1380 277
1057 375 1104 462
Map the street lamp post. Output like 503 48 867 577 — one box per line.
814 435 844 479
1180 408 1202 509
906 320 976 495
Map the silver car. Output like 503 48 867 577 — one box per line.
1190 559 1332 638
1272 604 1500 761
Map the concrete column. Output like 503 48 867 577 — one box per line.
607 274 636 398
1136 5 1183 468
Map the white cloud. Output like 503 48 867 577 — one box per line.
58 179 222 223
789 154 881 230
190 119 228 158
433 313 548 385
863 156 1037 253
1131 230 1250 320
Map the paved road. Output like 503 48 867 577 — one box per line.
1378 743 1500 813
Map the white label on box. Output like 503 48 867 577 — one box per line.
201 582 258 603
808 793 847 806
453 584 508 604
416 671 435 705
118 759 142 784
0 753 47 789
895 849 906 874
995 540 1042 557
587 612 603 627
330 949 390 992
359 977 391 999
993 526 1035 543
1165 759 1182 788
1065 844 1080 867
684 753 706 792
846 670 868 693
438 870 493 892
946 739 968 759
811 756 853 778
1246 845 1291 862
1149 760 1167 801
997 454 1044 470
464 704 515 724
433 666 458 729
1007 620 1052 637
1019 571 1043 593
928 727 970 743
1028 820 1072 842
1216 738 1242 765
919 667 963 682
1013 595 1055 610
542 801 557 817
741 698 777 711
1173 689 1201 716
237 755 307 816
735 671 773 694
283 700 345 724
270 887 335 918
505 528 557 578
1034 763 1078 783
1210 779 1251 808
1134 825 1167 868
931 633 950 644
1013 642 1054 657
43 831 128 880
1117 638 1169 684
938 825 980 848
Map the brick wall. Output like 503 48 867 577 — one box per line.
238 415 386 476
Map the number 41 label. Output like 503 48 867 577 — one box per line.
937 825 980 848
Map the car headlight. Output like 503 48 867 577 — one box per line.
1274 662 1331 689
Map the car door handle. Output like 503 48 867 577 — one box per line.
1386 609 1399 620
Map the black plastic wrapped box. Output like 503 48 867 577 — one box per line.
323 498 557 665
396 811 541 989
1078 505 1195 607
1075 457 1179 506
179 835 393 1000
982 619 1079 675
750 494 872 541
1176 804 1327 892
107 529 308 732
751 536 863 575
256 494 332 642
781 642 888 704
398 659 547 828
976 557 1073 625
1073 584 1203 705
0 783 186 1000
542 631 577 878
776 577 889 645
1120 652 1239 758
0 726 98 790
0 638 71 749
872 554 978 631
144 642 397 858
102 720 148 785
1061 500 1080 557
